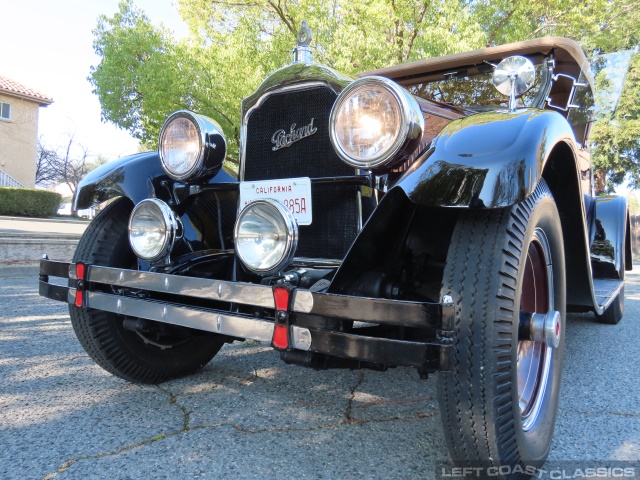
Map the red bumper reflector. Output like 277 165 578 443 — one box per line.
272 286 292 350
75 262 86 307
272 324 289 349
273 286 290 311
76 263 86 281
75 290 83 308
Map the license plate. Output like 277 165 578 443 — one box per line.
239 177 312 225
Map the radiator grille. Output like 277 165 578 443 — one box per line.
243 86 359 259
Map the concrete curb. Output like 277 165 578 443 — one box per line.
0 233 78 264
0 232 82 243
0 215 90 225
0 264 39 277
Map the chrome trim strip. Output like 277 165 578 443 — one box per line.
292 291 451 329
291 326 312 350
357 189 363 231
85 291 275 342
86 266 276 309
290 257 342 268
83 265 447 330
84 291 311 351
292 290 314 313
68 288 76 304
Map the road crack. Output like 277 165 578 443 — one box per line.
343 371 366 424
42 374 436 479
42 384 190 480
571 410 639 418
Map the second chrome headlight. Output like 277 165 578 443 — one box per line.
159 110 226 181
329 76 424 169
234 200 298 276
128 199 181 262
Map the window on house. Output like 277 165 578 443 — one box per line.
0 102 10 120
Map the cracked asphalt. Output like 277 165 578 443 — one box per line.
1 265 639 480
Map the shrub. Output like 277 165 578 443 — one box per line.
0 187 62 217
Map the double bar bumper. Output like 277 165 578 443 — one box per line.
39 259 454 370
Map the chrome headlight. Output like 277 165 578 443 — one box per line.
234 200 298 275
128 199 181 262
159 110 226 181
329 76 424 169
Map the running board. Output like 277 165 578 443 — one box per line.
592 278 624 310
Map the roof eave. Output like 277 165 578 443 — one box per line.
0 89 54 107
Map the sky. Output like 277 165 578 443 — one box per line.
0 0 188 160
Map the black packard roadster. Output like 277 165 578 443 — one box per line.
39 26 632 476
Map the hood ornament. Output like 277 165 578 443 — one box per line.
292 21 313 63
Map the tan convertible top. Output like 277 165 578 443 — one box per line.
359 37 588 80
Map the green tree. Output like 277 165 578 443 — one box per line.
90 0 639 184
591 52 640 192
90 0 485 168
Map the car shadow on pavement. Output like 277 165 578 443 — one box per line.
1 271 638 479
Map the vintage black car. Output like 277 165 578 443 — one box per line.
40 27 632 476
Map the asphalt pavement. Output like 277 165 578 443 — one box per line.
0 266 638 480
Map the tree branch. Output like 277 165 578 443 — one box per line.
268 0 296 35
486 8 516 47
404 0 429 62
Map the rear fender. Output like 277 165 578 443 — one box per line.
395 109 577 208
592 195 631 279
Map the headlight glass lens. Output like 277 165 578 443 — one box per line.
129 200 173 261
159 116 201 178
235 201 297 274
333 84 402 164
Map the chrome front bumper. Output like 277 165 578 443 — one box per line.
39 259 454 371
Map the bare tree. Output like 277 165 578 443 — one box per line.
36 135 107 209
35 139 60 188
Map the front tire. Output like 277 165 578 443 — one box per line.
69 198 225 384
438 180 566 476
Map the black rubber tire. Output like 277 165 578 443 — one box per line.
595 286 624 324
69 198 225 384
438 180 566 477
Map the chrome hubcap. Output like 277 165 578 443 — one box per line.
518 228 557 431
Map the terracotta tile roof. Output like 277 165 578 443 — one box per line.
0 74 53 106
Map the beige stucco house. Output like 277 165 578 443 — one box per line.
0 75 53 188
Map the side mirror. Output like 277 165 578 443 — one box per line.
492 55 536 111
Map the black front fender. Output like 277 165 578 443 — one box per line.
396 109 577 208
74 151 237 210
74 152 169 210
